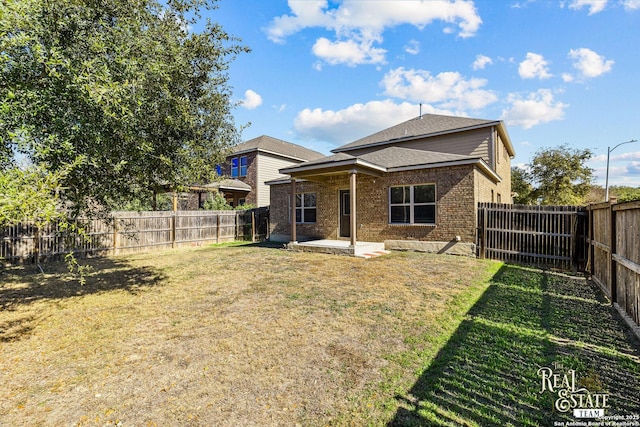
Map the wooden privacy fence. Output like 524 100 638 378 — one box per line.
588 201 640 328
477 203 588 271
0 207 269 263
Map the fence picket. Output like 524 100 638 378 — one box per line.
0 207 269 262
477 203 588 271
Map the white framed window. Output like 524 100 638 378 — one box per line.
289 193 316 223
239 156 248 177
231 158 239 177
389 184 436 224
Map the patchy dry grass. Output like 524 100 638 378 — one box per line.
1 244 639 426
1 244 497 426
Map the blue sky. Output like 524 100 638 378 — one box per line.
210 0 640 187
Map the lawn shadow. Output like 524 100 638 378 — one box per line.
0 257 165 312
388 264 640 426
1 257 165 343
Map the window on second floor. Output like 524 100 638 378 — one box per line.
231 158 239 177
240 156 248 177
230 156 248 178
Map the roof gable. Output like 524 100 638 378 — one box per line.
333 114 508 154
232 135 324 161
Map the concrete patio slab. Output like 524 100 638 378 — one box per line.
287 240 389 258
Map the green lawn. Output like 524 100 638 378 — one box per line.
390 265 640 426
1 244 639 426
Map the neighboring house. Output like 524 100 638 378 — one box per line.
217 135 325 207
267 114 515 255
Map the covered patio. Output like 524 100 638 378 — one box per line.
280 153 385 249
287 239 389 258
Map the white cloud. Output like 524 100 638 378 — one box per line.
623 0 640 10
568 0 609 14
265 0 482 66
501 89 568 129
472 54 493 70
381 67 498 111
312 37 386 66
266 1 332 44
294 99 452 145
568 48 614 79
628 161 640 174
561 73 574 82
404 39 420 55
518 52 552 79
592 150 640 162
241 90 263 110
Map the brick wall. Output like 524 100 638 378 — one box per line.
269 164 480 243
221 152 258 206
240 151 258 206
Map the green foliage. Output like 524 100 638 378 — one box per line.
203 191 232 210
514 145 593 205
609 185 640 202
234 203 256 211
0 162 90 282
0 0 249 215
511 166 535 205
0 164 69 228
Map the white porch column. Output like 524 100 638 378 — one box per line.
290 178 297 243
349 171 357 247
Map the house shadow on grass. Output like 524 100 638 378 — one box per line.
0 257 165 312
389 264 640 427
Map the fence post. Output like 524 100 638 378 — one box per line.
251 210 256 243
481 206 487 259
588 206 594 275
216 213 220 244
33 226 40 265
570 213 576 273
234 212 238 240
171 212 177 248
610 202 617 304
113 216 119 255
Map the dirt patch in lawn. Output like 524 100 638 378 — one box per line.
1 244 498 426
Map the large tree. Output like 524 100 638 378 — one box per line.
1 0 248 215
519 144 594 205
511 166 534 205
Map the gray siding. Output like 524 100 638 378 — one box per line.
346 127 492 165
256 153 302 207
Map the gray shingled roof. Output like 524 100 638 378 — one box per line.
358 146 478 169
285 152 357 167
280 146 479 175
233 135 325 161
197 179 252 192
334 114 499 153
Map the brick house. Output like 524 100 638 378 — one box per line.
267 114 515 255
216 135 324 207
